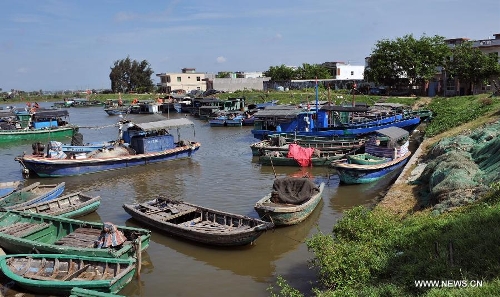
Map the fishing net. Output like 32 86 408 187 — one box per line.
417 120 500 213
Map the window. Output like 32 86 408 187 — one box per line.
197 76 201 81
351 71 354 75
177 77 182 82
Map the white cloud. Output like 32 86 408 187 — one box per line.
216 56 226 63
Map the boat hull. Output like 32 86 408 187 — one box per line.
258 155 343 167
0 210 151 259
10 191 101 218
333 152 411 184
17 144 200 177
1 182 66 209
123 198 273 246
0 254 135 295
254 183 325 226
0 127 76 143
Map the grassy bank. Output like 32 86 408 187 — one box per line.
270 94 500 296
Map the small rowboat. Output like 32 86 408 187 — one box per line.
0 253 136 295
8 191 101 218
0 182 65 210
123 197 274 246
254 177 325 226
0 210 151 259
0 181 21 199
347 153 389 165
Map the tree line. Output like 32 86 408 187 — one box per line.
108 34 500 95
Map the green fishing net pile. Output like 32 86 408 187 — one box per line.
417 120 500 214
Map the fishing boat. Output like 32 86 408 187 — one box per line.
0 181 21 198
0 108 78 143
0 210 151 258
0 182 66 210
258 143 348 167
123 196 274 246
70 287 126 297
331 126 412 184
0 253 136 295
250 134 365 156
254 177 325 226
15 118 201 178
8 191 101 218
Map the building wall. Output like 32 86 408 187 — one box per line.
335 65 365 80
156 72 207 93
213 77 271 92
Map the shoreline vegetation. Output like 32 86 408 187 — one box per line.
4 90 500 296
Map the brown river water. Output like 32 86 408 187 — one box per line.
0 102 405 296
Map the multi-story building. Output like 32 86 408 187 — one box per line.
442 33 500 96
155 68 207 94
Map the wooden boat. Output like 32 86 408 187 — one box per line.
254 177 325 226
123 197 274 246
0 109 77 143
331 126 412 184
258 144 347 167
0 210 151 259
250 136 365 156
0 182 66 210
0 253 136 295
104 106 130 116
0 180 21 199
347 153 388 165
8 191 101 218
15 118 201 178
70 287 126 297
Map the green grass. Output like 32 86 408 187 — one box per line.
424 95 500 137
300 188 500 297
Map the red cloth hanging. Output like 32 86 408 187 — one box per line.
287 143 315 167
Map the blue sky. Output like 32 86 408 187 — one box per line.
1 0 499 91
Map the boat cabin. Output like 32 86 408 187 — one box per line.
365 126 410 159
121 118 195 154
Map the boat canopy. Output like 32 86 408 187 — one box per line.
133 118 195 132
374 126 409 140
320 104 369 112
32 110 69 120
253 106 304 119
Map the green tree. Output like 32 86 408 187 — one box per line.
296 63 332 79
445 41 500 94
109 56 154 93
216 72 231 78
365 34 450 94
264 64 297 81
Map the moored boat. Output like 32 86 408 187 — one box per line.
123 196 274 246
15 118 201 178
0 181 21 199
258 143 348 167
331 126 412 184
8 191 101 218
0 182 65 210
254 177 325 226
0 210 151 258
0 109 78 143
70 287 126 297
0 253 136 295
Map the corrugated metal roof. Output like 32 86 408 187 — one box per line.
375 126 409 140
133 118 194 131
253 105 305 118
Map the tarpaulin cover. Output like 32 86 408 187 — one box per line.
272 177 320 204
287 143 315 167
95 222 127 248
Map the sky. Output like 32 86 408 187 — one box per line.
1 0 499 92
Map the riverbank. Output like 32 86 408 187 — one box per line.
299 94 500 296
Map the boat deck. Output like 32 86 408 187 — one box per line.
0 222 52 237
54 227 102 248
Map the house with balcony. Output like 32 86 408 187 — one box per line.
156 68 208 94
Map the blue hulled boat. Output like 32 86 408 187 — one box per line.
331 126 411 184
15 118 201 178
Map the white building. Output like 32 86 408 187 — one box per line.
322 62 364 80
